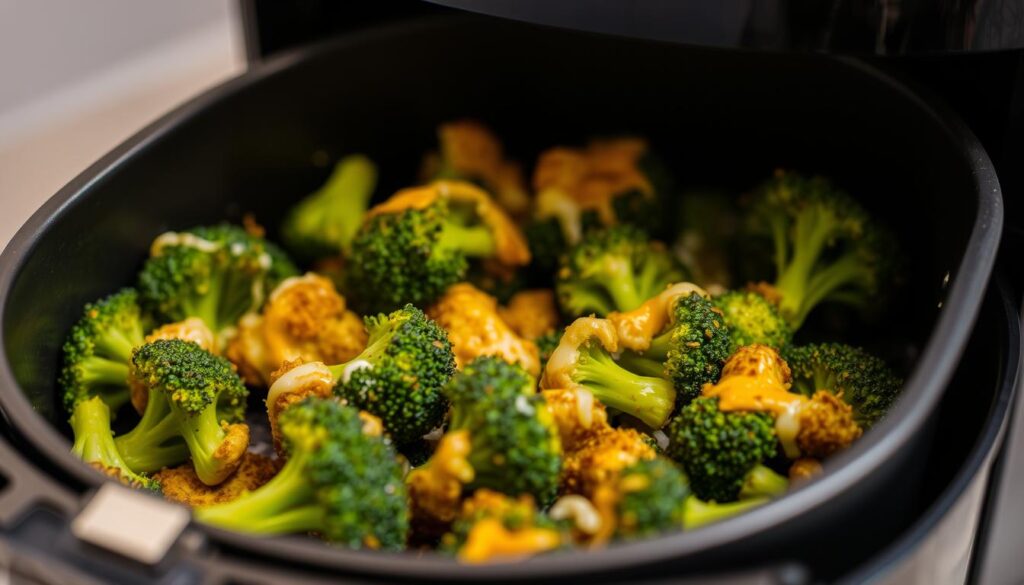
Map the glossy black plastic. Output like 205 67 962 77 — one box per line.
0 15 1004 582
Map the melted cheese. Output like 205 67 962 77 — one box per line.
549 495 601 535
608 282 708 352
149 232 220 256
541 317 618 390
265 361 334 413
458 518 562 564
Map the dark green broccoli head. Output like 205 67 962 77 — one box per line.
60 288 146 414
347 199 499 312
785 343 902 428
618 292 731 405
665 396 777 502
556 225 685 318
137 224 298 337
445 356 562 505
613 458 688 540
333 304 456 444
743 171 898 329
115 339 249 484
524 218 569 282
713 290 791 354
70 396 159 491
282 155 377 261
567 336 677 429
196 397 409 549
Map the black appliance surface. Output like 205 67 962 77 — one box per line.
0 14 1005 583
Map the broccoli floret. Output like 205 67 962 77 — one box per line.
60 289 145 414
556 329 677 429
444 356 562 505
738 462 790 500
282 155 377 261
524 218 569 281
786 343 902 428
743 170 898 329
618 292 731 405
115 339 249 485
612 458 688 540
137 224 298 340
712 290 791 354
69 396 159 491
672 190 739 289
441 489 566 563
556 225 685 318
331 304 456 445
195 398 408 549
665 396 779 502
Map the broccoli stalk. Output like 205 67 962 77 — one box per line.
618 292 731 405
682 496 769 529
738 464 790 499
60 289 146 414
282 155 377 261
745 171 897 329
195 398 408 549
70 396 158 491
556 225 685 318
115 339 249 485
328 304 456 445
571 340 676 429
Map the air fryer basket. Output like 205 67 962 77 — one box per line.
0 15 1003 582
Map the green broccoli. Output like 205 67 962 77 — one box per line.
347 198 500 311
618 291 731 405
331 304 456 445
115 339 249 485
443 356 562 505
60 288 146 414
137 224 298 341
556 225 685 318
665 396 783 502
712 290 791 354
786 343 903 428
535 330 562 373
281 155 377 261
743 171 898 329
195 397 408 549
69 396 159 491
672 189 739 289
611 458 775 538
555 329 677 429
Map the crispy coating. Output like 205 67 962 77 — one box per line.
560 427 656 498
746 281 784 307
500 289 560 340
542 388 610 453
156 452 279 508
789 458 823 483
427 283 540 376
266 359 335 454
719 343 793 388
407 430 474 534
227 273 367 386
796 391 863 458
533 138 653 227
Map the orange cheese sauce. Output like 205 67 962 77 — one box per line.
608 282 708 352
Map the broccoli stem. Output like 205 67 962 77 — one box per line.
774 208 838 324
179 406 230 484
195 450 319 533
602 267 645 314
78 357 130 387
792 251 867 327
437 222 496 258
93 329 138 364
71 398 131 470
738 464 789 499
683 496 769 529
576 346 676 428
617 330 672 378
115 393 189 472
320 156 376 251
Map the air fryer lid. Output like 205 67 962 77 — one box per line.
0 16 1003 582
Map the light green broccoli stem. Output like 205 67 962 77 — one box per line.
738 464 789 499
774 207 839 327
115 392 189 472
436 222 496 258
793 251 870 327
300 155 376 252
179 406 230 484
602 264 645 313
326 316 399 380
195 450 320 533
617 329 672 378
683 496 769 529
577 345 676 428
94 328 140 364
78 357 131 388
70 397 151 487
